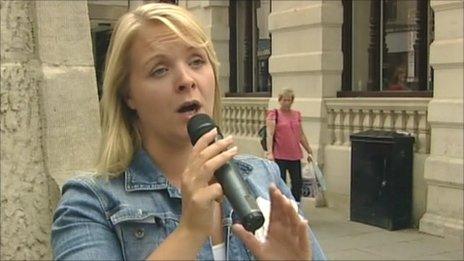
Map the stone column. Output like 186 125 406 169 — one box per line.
180 0 230 96
419 0 463 240
1 1 53 259
268 0 343 164
35 1 101 187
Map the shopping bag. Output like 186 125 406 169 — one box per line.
301 163 316 180
301 178 317 198
302 161 327 207
313 162 327 191
312 162 327 207
301 163 317 198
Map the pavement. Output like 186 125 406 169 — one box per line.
300 198 464 260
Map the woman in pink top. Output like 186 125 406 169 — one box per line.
266 89 313 202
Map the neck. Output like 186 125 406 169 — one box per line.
142 135 191 188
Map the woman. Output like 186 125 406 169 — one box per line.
51 3 325 260
266 89 314 203
388 67 409 91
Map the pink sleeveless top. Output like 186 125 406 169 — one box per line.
267 109 303 160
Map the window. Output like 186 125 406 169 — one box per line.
156 0 177 4
228 0 271 97
340 0 434 97
89 0 178 99
92 26 112 99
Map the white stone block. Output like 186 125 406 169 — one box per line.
40 65 101 187
424 156 464 185
433 68 464 98
35 1 94 66
430 39 464 67
269 51 342 74
272 0 317 13
429 127 463 158
433 7 464 40
428 99 464 126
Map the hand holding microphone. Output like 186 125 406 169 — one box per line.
178 126 237 241
187 114 264 233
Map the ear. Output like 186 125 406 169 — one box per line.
124 90 136 110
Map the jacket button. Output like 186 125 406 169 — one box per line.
134 228 145 239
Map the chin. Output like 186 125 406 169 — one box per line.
177 129 192 145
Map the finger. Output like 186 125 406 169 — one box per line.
187 128 219 176
232 224 262 254
268 188 293 238
285 200 302 235
191 183 224 206
268 185 282 225
191 127 218 155
200 146 238 179
187 145 238 186
198 135 235 164
298 219 311 252
208 180 224 203
269 185 290 226
277 193 300 237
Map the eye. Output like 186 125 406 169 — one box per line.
189 56 206 69
150 66 168 78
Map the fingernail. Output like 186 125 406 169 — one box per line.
208 127 217 135
229 146 238 153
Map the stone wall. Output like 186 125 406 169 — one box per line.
35 0 101 188
1 0 101 259
1 1 54 259
268 0 343 164
419 0 464 240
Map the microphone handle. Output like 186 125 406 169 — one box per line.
215 159 265 233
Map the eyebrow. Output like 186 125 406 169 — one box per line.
143 46 204 69
143 53 168 70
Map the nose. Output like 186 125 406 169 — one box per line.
175 64 196 92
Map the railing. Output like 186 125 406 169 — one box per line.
325 98 431 154
221 97 270 137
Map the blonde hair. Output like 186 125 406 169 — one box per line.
97 3 222 177
278 88 295 101
390 67 406 84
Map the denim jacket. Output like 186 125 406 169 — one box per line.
51 150 326 260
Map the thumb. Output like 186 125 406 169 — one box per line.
232 224 261 253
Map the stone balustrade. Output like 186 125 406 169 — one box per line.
221 98 269 138
325 98 432 154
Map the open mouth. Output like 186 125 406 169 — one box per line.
177 100 201 114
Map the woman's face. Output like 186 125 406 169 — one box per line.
279 95 294 110
398 71 406 82
125 22 216 146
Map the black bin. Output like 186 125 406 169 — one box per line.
350 130 414 230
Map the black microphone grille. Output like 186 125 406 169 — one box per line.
187 113 217 145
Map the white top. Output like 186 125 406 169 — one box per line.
210 197 300 260
212 242 226 261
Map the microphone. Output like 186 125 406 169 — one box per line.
187 113 264 233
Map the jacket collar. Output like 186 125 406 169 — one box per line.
124 149 172 192
124 149 254 193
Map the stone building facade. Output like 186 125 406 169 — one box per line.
1 1 101 259
1 0 462 259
